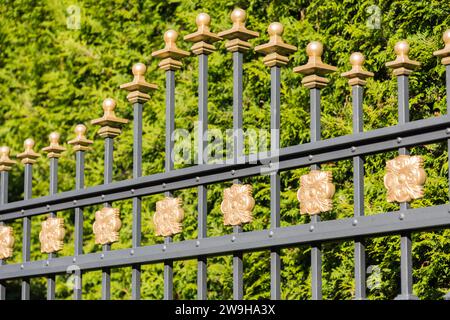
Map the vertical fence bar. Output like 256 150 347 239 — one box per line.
433 29 450 300
16 139 40 300
218 7 259 300
294 41 336 300
120 63 156 300
152 29 190 301
68 124 92 300
386 40 420 300
255 22 297 300
91 98 128 300
342 52 373 299
185 14 222 299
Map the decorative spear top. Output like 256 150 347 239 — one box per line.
341 52 374 86
386 40 421 76
120 63 157 104
293 41 337 89
433 29 450 65
254 22 297 67
42 132 66 158
0 146 16 171
218 8 259 52
152 30 190 71
91 98 129 139
16 138 40 164
184 12 222 55
68 124 93 152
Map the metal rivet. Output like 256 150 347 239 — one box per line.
130 249 134 255
399 213 405 220
101 194 105 199
100 253 104 259
162 183 166 189
73 257 76 263
231 236 236 242
231 170 235 175
131 189 135 194
196 241 200 247
397 137 402 144
46 204 50 210
21 209 25 215
446 128 450 134
73 200 77 204
20 264 24 269
351 146 356 152
309 155 313 161
352 219 358 226
309 225 314 232
269 230 274 237
163 245 167 251
196 177 200 182
46 260 49 266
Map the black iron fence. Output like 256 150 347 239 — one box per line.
0 9 449 300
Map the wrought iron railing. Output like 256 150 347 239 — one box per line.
0 8 449 300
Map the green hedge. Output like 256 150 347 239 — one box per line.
0 0 449 299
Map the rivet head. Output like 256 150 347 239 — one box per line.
46 260 49 266
20 264 24 269
100 253 104 259
309 225 314 232
399 213 405 220
162 183 166 189
397 137 402 143
73 257 76 263
352 219 358 226
21 209 25 215
101 194 105 199
231 236 236 242
46 205 50 210
446 128 450 134
196 177 200 182
163 245 167 251
231 170 235 175
130 249 134 255
309 155 313 161
269 230 274 237
73 200 77 204
131 189 135 194
351 146 356 152
196 240 200 247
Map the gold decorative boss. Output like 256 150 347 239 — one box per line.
384 155 427 203
0 225 15 260
39 217 66 253
297 170 335 215
221 184 255 226
153 197 185 237
93 207 122 245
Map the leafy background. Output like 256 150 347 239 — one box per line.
0 0 449 300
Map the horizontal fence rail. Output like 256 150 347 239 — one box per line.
0 8 449 300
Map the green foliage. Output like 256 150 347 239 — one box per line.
0 0 450 300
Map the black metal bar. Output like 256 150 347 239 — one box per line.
270 66 281 300
74 150 84 300
21 163 32 300
445 64 450 301
132 101 143 300
0 171 8 299
102 137 113 300
310 87 322 300
232 50 244 300
164 69 175 300
197 53 208 300
46 157 58 300
352 85 366 299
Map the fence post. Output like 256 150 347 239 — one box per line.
433 29 450 300
386 40 421 300
255 22 297 300
342 52 374 299
121 63 157 300
218 7 259 300
92 98 128 300
17 138 40 300
68 124 93 300
0 146 15 300
41 132 66 300
185 12 222 300
152 29 190 300
294 41 336 300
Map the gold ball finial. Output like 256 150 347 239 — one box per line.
196 12 211 28
164 29 178 47
0 146 10 158
350 52 365 67
231 8 246 24
74 124 87 137
49 132 60 145
102 98 116 112
394 40 409 57
24 138 35 150
443 29 450 45
268 22 283 37
306 41 323 58
132 63 146 76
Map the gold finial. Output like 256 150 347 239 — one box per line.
254 22 297 67
42 132 66 158
433 29 450 65
68 124 93 151
16 138 40 164
293 41 337 89
218 8 259 52
0 146 16 171
152 29 190 71
341 52 374 86
184 12 222 55
386 40 420 76
120 62 157 104
91 98 129 139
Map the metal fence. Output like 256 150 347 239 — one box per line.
0 8 449 300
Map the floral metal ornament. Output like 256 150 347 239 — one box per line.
297 170 335 215
153 197 184 237
92 207 122 245
384 155 427 203
0 225 15 260
220 184 255 226
39 217 66 254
